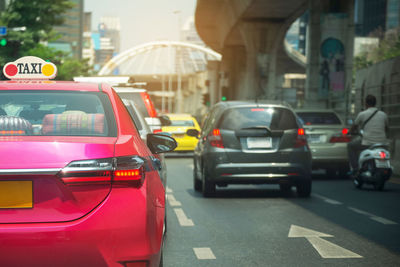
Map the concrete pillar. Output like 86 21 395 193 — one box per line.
305 0 355 111
207 60 220 105
239 22 283 100
220 45 247 100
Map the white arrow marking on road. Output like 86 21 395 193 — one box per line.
288 225 363 259
166 186 173 193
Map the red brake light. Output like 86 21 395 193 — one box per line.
61 170 112 184
0 130 25 135
141 92 157 117
380 151 387 159
153 129 162 134
208 128 224 148
342 128 349 135
60 157 145 187
251 108 265 112
295 128 307 148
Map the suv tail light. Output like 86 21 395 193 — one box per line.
141 92 157 118
208 128 224 148
295 128 307 148
59 156 145 187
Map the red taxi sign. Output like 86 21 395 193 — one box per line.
3 56 57 80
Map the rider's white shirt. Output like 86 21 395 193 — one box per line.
355 107 388 145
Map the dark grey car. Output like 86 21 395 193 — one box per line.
190 101 312 197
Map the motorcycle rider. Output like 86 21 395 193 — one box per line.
348 94 389 175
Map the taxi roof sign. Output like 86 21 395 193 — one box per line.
3 56 57 80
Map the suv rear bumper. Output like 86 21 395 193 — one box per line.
210 162 311 185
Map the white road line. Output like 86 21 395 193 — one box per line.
193 248 216 260
348 207 398 225
348 207 373 216
313 194 343 205
167 194 181 206
174 208 194 226
370 216 398 225
166 186 173 193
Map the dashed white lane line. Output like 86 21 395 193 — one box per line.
174 208 194 226
370 216 398 225
193 248 216 260
348 207 397 225
166 186 173 193
167 194 181 206
313 194 343 205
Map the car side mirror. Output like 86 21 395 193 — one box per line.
159 115 171 126
147 133 177 154
186 129 200 139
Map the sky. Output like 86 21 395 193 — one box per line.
85 0 197 52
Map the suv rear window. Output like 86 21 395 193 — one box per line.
297 112 341 125
219 107 298 131
0 90 117 137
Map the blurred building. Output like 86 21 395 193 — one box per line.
177 16 207 74
90 17 121 72
286 12 308 56
50 0 84 59
82 12 95 66
386 0 400 31
355 0 387 37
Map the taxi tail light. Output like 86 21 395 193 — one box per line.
295 128 307 148
208 128 224 148
60 156 145 187
113 156 145 187
153 128 162 134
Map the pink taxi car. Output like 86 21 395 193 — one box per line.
0 57 176 267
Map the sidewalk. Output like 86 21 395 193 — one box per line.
389 175 400 185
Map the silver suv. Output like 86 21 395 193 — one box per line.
188 101 312 197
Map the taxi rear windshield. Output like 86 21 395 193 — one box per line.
297 112 341 125
0 90 117 137
219 107 298 131
170 120 195 127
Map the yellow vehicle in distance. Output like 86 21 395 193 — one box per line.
162 114 201 151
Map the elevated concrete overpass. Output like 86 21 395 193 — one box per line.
195 0 355 109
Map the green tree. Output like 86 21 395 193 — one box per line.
0 0 74 63
0 0 93 80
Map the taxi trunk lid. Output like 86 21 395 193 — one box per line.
0 136 116 223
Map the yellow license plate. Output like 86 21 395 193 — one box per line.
0 181 33 208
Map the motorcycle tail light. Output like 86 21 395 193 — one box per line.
380 151 387 159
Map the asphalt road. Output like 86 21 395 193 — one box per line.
163 157 400 267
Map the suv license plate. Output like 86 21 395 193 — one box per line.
375 159 390 168
247 137 272 149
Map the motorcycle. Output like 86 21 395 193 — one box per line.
353 144 392 191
